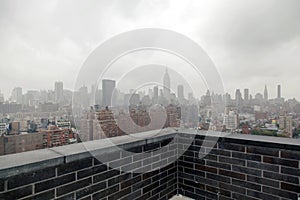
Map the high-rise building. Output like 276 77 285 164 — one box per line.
235 89 242 109
178 85 184 100
153 86 158 98
11 87 23 104
163 68 171 101
264 85 268 101
224 93 231 107
235 89 242 100
54 81 64 104
102 79 116 107
148 88 153 98
244 89 249 101
95 89 102 106
0 90 4 103
25 90 39 106
277 84 281 99
79 85 89 108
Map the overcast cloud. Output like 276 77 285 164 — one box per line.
0 0 299 99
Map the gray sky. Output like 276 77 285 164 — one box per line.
0 0 300 100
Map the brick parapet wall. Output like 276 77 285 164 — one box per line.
177 132 300 200
0 129 300 200
0 129 177 200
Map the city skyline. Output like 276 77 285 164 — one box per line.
1 1 300 100
0 80 291 104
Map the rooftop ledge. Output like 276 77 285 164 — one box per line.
1 128 300 178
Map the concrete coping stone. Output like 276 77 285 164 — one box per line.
1 128 300 178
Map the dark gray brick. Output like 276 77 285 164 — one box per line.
57 157 93 176
0 185 32 199
56 177 92 197
7 167 55 189
35 173 75 193
247 146 279 156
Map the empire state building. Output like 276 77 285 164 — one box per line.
163 68 171 102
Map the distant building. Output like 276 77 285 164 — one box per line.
96 107 122 138
24 90 39 106
78 85 89 108
235 89 242 110
264 85 268 101
255 112 268 121
165 104 181 127
201 90 211 107
242 124 250 134
11 121 27 133
0 90 4 103
0 123 7 136
102 79 116 107
0 93 4 103
95 89 102 105
56 119 71 129
40 126 73 148
79 104 181 140
278 115 292 137
11 87 23 104
89 84 97 106
153 86 158 98
277 84 281 99
40 102 59 112
244 89 249 101
0 102 22 114
254 93 263 105
141 95 151 105
163 68 171 102
129 93 140 106
223 111 239 131
181 104 199 128
224 93 232 106
178 85 184 100
55 81 64 104
47 90 55 103
0 132 43 155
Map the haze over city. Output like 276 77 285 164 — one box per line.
0 0 300 99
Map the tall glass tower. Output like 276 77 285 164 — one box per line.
163 68 171 102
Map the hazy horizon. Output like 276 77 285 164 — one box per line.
0 0 299 100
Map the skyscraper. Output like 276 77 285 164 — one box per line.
244 88 249 101
102 79 116 107
277 84 281 99
90 84 97 106
11 87 22 104
78 85 89 108
177 85 184 100
153 86 158 98
235 89 242 110
54 81 64 104
264 85 268 101
163 68 171 101
0 90 4 103
235 89 242 100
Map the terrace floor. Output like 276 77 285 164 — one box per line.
170 195 193 200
